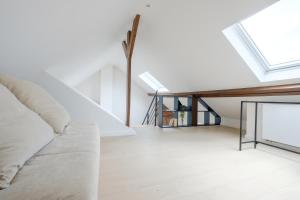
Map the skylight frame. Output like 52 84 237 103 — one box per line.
139 72 169 92
236 23 300 72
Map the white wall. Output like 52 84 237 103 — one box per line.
75 71 101 104
75 65 151 126
112 67 126 122
100 65 114 112
111 66 150 126
0 68 135 136
39 72 135 136
222 117 243 129
130 74 152 126
204 96 300 129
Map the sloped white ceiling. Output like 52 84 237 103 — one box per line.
0 0 140 79
132 0 283 93
2 0 300 121
0 0 282 89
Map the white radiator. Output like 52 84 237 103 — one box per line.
261 103 300 148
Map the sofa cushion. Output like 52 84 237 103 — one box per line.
0 74 71 133
0 84 54 189
0 122 100 200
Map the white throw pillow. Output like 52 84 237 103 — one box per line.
0 84 54 189
0 74 70 133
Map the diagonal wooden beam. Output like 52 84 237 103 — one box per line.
127 31 131 45
127 14 140 59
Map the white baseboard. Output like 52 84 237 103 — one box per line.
221 117 245 129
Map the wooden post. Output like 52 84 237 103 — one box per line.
126 58 132 127
122 14 141 127
192 95 198 126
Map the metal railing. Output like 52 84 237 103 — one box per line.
142 91 158 126
239 101 300 154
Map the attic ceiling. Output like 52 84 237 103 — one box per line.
132 0 282 92
4 0 300 121
0 0 140 79
0 0 282 90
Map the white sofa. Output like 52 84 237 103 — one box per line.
0 122 100 200
0 74 100 200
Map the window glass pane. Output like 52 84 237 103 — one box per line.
241 0 300 68
139 72 169 92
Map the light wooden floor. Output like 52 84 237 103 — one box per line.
100 126 300 200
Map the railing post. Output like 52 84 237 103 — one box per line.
154 91 158 126
239 101 244 151
147 113 149 125
254 102 258 149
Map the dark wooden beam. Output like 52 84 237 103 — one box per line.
122 14 141 127
148 83 300 97
191 95 198 126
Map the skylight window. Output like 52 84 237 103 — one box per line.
139 72 169 92
223 0 300 82
240 0 300 70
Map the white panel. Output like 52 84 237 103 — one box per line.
198 102 207 111
198 112 204 125
245 103 256 140
209 113 215 124
262 104 300 147
163 97 174 110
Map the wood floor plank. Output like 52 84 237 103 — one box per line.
100 126 300 200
